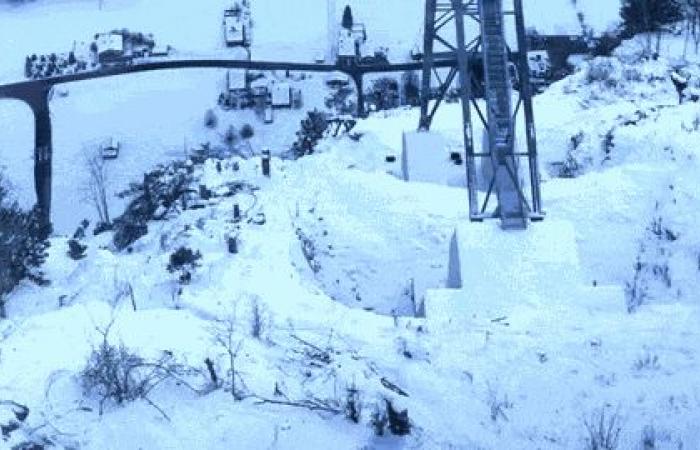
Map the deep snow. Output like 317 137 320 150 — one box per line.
1 1 699 450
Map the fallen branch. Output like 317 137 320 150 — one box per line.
252 395 342 415
380 377 409 397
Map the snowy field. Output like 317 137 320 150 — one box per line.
2 1 700 450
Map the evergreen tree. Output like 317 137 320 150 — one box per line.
291 110 328 158
620 0 683 36
342 5 354 30
0 181 50 319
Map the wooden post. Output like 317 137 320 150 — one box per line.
233 203 241 222
261 149 271 177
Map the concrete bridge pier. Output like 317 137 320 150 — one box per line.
22 85 53 230
350 72 366 118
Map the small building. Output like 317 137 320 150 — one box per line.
250 77 269 97
148 44 170 57
337 23 366 61
223 8 248 47
94 32 124 63
227 69 247 92
271 81 292 107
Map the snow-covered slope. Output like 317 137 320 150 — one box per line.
1 1 700 450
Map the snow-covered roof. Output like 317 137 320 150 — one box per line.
227 69 246 90
95 32 123 55
271 82 291 106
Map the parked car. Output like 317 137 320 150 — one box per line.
100 137 120 159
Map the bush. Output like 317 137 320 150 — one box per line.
402 71 420 107
324 85 356 115
112 162 193 250
222 125 239 149
167 246 202 284
240 123 254 140
204 109 218 129
367 77 400 111
0 179 50 319
67 239 87 260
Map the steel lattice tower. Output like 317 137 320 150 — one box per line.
420 0 543 229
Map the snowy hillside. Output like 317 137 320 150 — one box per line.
1 1 700 450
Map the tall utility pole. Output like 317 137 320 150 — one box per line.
419 0 543 229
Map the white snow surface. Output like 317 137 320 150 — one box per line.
0 1 699 450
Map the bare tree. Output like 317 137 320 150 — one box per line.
83 147 111 226
683 0 700 56
211 315 246 400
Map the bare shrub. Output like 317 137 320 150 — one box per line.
343 384 361 423
633 352 660 372
641 424 656 450
369 398 411 436
584 408 622 450
81 323 189 417
250 298 264 339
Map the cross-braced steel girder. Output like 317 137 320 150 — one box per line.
420 0 543 229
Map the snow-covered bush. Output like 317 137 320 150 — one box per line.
555 131 591 178
567 56 673 103
0 178 50 319
584 57 625 86
626 208 681 312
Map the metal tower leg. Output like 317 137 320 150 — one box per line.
451 0 479 219
418 0 543 228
